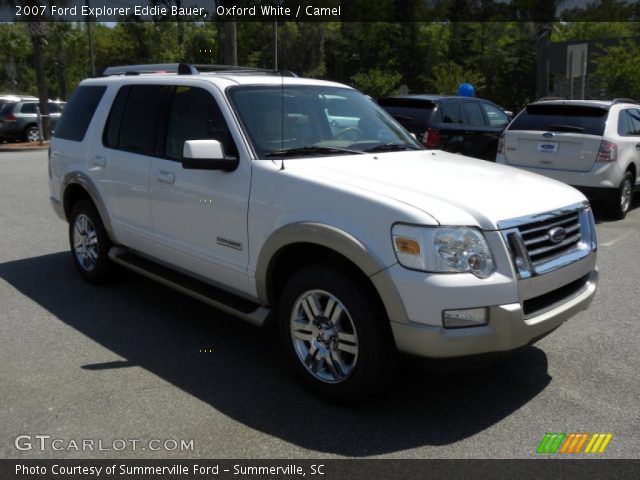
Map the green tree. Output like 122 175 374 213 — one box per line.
351 69 401 99
0 23 30 93
593 39 640 99
429 61 485 96
552 22 635 41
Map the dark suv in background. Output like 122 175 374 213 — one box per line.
0 98 65 142
378 95 511 161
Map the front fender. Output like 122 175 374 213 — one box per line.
255 222 411 325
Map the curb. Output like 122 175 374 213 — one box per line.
0 145 49 152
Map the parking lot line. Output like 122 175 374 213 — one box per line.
600 230 636 247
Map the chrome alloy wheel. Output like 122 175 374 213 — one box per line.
26 127 40 143
72 213 99 272
290 289 359 383
621 177 632 214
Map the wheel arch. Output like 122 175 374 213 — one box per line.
256 223 386 303
255 222 408 325
625 162 636 183
61 172 116 241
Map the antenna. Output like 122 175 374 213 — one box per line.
280 69 285 171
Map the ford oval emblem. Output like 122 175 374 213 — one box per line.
542 132 554 138
548 227 567 244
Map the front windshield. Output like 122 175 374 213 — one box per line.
227 85 422 159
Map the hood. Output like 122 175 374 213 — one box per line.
281 150 587 229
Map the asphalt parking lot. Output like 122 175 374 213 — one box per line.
1 150 639 459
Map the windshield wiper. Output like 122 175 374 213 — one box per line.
362 143 422 153
265 146 363 158
547 124 586 133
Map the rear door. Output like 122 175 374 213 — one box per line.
99 84 171 250
460 100 504 160
436 99 468 153
616 108 640 187
503 103 606 172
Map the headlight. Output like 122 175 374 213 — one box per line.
392 224 495 278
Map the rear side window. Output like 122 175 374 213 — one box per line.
104 85 170 155
462 102 486 126
378 98 436 133
20 103 37 114
54 85 106 141
0 102 16 114
509 104 607 136
618 109 640 136
440 101 464 124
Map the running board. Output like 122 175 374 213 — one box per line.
108 247 270 327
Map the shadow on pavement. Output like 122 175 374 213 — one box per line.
592 195 640 224
0 251 553 456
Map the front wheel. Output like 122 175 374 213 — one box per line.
68 200 114 283
278 265 397 403
610 172 634 220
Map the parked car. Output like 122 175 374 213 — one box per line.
378 94 511 161
496 98 640 219
0 98 65 142
49 63 597 402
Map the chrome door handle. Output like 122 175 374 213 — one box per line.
93 155 106 167
156 170 175 184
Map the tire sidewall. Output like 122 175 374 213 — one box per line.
613 172 633 219
68 200 112 283
24 125 39 143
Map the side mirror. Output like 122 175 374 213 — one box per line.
409 132 417 141
181 140 238 171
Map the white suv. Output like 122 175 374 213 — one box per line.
496 99 640 219
49 64 598 402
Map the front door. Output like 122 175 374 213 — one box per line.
148 84 252 294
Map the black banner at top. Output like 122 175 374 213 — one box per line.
1 0 640 23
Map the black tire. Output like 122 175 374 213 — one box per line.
278 264 397 403
23 124 39 143
609 171 634 220
68 199 114 284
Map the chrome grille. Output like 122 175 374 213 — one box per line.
517 211 581 266
498 202 596 278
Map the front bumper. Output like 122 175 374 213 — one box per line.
389 269 597 358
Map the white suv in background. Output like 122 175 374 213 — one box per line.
496 99 640 219
49 64 598 402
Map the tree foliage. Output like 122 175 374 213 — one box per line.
593 39 640 99
0 19 638 114
351 69 402 98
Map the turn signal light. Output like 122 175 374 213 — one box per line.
394 237 421 255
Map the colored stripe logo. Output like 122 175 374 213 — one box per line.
537 433 613 454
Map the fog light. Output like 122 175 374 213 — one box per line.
443 308 488 328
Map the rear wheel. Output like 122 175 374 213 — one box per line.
23 125 39 143
68 200 114 283
610 172 634 220
278 264 397 403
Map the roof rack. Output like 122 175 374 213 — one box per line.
101 63 297 77
612 98 637 105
